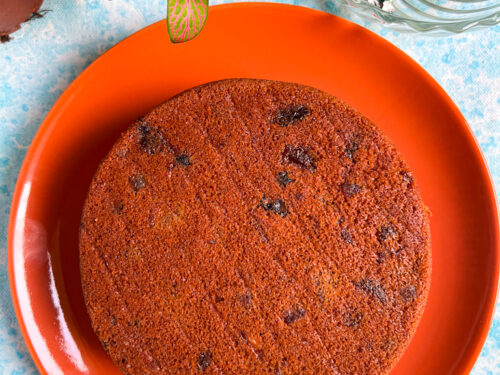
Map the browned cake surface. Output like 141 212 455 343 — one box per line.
80 79 431 375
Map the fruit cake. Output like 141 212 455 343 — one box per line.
80 79 431 375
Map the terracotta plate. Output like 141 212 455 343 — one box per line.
8 3 499 374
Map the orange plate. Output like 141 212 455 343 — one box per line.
7 3 499 374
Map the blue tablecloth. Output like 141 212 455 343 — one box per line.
0 0 498 373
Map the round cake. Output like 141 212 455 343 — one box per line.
80 79 431 375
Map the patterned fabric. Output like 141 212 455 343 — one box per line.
0 0 498 373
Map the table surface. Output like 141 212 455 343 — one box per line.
0 0 498 374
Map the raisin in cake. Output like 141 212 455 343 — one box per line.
80 79 431 375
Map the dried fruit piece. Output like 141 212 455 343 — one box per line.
277 171 294 187
282 145 316 172
377 225 396 243
176 153 191 166
345 141 359 160
259 196 288 218
129 175 146 192
354 279 387 304
400 285 417 302
113 200 124 213
284 307 306 324
340 182 362 198
376 246 404 263
274 105 311 127
341 229 353 244
197 351 212 371
138 123 166 154
343 310 362 328
400 171 414 188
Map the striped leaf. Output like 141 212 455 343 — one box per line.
167 0 209 43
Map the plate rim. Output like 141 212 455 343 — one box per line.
7 3 499 374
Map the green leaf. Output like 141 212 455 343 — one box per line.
167 0 209 43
